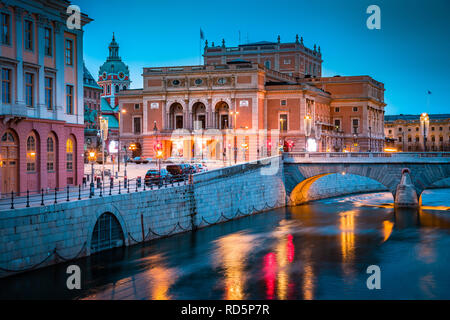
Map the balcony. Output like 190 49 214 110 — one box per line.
0 103 28 118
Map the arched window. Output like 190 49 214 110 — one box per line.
122 85 127 91
26 134 36 172
47 135 55 172
66 138 73 171
115 85 119 93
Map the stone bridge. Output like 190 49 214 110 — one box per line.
283 152 450 206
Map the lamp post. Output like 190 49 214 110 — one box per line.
420 113 429 152
88 151 96 197
230 110 239 164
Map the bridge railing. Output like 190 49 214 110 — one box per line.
0 175 190 212
284 152 450 159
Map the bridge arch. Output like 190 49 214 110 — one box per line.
284 161 450 207
87 205 128 255
288 173 390 206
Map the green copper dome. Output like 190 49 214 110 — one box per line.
98 33 130 81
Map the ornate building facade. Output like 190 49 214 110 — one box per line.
0 0 90 195
385 114 450 151
97 34 130 154
117 36 386 162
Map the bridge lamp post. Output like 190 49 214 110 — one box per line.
420 113 429 152
117 109 126 175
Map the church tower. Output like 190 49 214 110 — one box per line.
98 33 131 108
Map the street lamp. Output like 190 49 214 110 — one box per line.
420 112 429 152
88 151 96 197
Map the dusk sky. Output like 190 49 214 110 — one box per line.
77 0 450 115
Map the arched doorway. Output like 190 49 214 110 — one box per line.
215 101 230 129
192 102 206 129
91 212 125 254
169 103 184 129
1 130 19 195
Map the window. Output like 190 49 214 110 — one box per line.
416 127 419 131
431 136 435 142
439 127 443 131
44 28 52 56
47 136 55 171
1 13 10 45
1 68 11 103
65 39 73 65
133 117 142 134
335 107 340 112
439 136 443 142
408 136 412 142
281 100 287 106
115 85 119 93
45 77 53 110
26 134 36 172
66 85 73 114
107 85 110 94
175 115 183 129
25 73 34 107
24 20 33 50
66 138 73 171
408 128 411 131
353 107 358 112
279 114 288 132
398 136 402 142
283 59 291 65
431 127 435 131
264 60 271 69
134 103 140 110
334 119 341 130
388 129 392 134
416 137 420 142
398 127 402 132
352 119 359 133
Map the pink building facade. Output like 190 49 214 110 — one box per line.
0 0 91 196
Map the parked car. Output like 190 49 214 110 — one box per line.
165 157 183 163
144 168 169 186
166 164 189 181
193 163 207 172
133 157 142 164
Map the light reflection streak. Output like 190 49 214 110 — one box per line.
382 220 394 242
215 233 253 300
339 210 356 277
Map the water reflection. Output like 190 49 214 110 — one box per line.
1 190 450 300
214 232 253 300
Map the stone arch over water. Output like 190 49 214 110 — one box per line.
90 212 125 254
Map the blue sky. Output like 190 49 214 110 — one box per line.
77 0 450 115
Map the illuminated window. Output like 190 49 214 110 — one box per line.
47 136 55 171
26 134 36 172
279 114 288 132
66 138 73 171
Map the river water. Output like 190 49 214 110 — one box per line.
1 189 450 300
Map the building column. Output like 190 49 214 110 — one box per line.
76 30 84 125
143 100 148 133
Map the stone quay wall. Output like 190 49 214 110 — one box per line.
0 157 285 278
